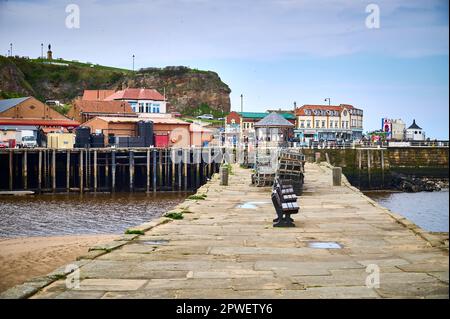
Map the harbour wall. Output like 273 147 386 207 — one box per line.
301 147 449 189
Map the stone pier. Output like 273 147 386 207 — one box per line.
2 163 448 299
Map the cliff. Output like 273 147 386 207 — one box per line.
0 57 231 113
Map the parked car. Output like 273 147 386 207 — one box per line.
196 114 214 120
217 117 225 121
0 141 7 148
171 112 182 118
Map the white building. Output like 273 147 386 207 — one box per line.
391 119 406 141
405 119 425 141
105 88 167 114
295 104 364 143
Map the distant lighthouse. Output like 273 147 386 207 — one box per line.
47 44 53 60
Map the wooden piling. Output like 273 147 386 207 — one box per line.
79 150 84 193
111 150 116 192
178 149 182 191
66 150 70 192
152 149 157 192
146 149 150 193
23 150 27 190
172 149 176 190
129 150 134 191
9 150 13 191
158 149 162 189
184 149 188 190
94 150 98 192
52 150 56 192
38 150 42 192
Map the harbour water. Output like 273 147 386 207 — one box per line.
365 189 449 232
0 192 189 238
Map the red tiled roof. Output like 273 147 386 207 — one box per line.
87 117 190 126
74 100 135 114
0 118 80 127
82 90 116 101
104 88 165 101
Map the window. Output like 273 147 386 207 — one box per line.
315 120 320 128
306 120 311 128
145 103 150 113
335 121 339 128
329 120 333 128
322 120 326 128
300 120 305 128
138 103 144 113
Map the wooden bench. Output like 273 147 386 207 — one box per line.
271 187 299 227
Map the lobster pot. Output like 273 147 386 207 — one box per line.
75 126 91 148
137 121 154 147
90 134 105 148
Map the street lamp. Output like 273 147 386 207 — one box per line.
240 94 243 113
324 98 331 106
9 43 12 57
132 54 135 71
41 43 43 59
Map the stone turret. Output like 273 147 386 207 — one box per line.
47 44 53 60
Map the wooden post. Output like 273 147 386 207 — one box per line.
52 150 56 192
171 149 176 190
79 150 84 193
94 150 98 192
66 150 70 192
158 149 162 188
111 150 116 192
184 149 188 190
152 149 157 192
105 152 109 189
332 167 342 186
129 150 134 191
38 150 42 193
146 149 150 193
381 149 385 187
23 150 27 190
178 149 182 191
196 148 201 188
9 150 13 191
43 150 47 189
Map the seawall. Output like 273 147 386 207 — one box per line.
301 147 449 189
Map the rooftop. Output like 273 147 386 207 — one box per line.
237 112 296 120
82 90 116 101
254 112 295 128
408 119 422 130
0 97 31 113
104 88 165 101
74 100 135 114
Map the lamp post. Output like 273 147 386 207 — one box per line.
324 98 331 106
9 43 12 57
132 54 135 72
240 94 243 113
41 43 43 59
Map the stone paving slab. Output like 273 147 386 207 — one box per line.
3 162 448 299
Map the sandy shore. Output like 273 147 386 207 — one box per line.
0 234 117 293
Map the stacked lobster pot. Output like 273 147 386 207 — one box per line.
275 149 305 195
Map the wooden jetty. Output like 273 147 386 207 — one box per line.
0 147 221 193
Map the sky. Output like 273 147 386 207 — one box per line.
0 0 448 138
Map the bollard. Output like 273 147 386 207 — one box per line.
332 167 342 186
220 166 229 186
315 152 321 163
